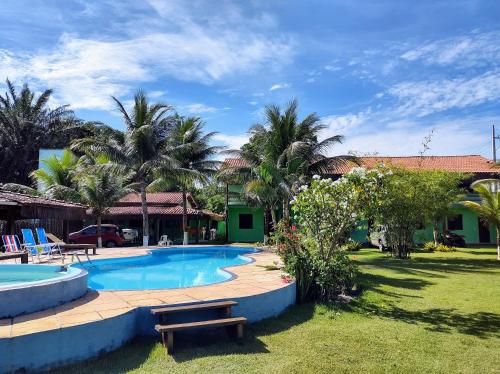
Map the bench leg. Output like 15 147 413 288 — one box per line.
237 324 244 340
167 331 174 354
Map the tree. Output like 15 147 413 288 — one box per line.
243 162 281 236
421 171 465 245
0 79 91 185
155 116 222 245
373 167 428 259
236 99 355 219
463 181 500 260
72 90 175 246
79 168 131 248
31 149 81 202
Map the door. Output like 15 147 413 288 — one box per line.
478 218 490 243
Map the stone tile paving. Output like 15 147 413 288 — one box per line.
0 246 287 338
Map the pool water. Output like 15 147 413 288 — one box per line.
75 246 257 290
0 264 72 287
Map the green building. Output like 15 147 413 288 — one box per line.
224 155 499 245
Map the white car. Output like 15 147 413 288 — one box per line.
122 228 139 242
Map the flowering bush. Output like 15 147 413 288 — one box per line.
275 219 358 302
292 169 384 259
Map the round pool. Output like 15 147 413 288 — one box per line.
74 246 257 291
0 264 88 318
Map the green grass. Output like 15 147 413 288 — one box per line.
51 248 500 374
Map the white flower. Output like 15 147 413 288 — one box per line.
313 174 321 180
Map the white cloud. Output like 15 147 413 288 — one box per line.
321 113 366 138
387 70 500 117
213 133 249 150
183 103 217 114
0 2 293 111
269 83 290 91
331 118 492 157
400 30 500 68
324 65 342 72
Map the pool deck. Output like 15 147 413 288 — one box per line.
0 245 291 339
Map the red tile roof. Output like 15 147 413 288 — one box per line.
222 158 251 169
326 155 498 174
223 155 498 175
103 205 203 217
118 192 196 207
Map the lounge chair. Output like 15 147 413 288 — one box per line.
1 235 28 263
45 233 97 255
21 228 60 262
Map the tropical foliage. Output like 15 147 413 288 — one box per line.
72 90 175 246
224 99 355 230
370 167 464 258
151 116 222 244
0 79 95 185
463 181 500 260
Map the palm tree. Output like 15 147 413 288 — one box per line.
155 116 222 245
463 181 500 260
31 149 81 202
235 99 356 219
0 79 87 185
79 170 131 248
72 90 175 246
243 162 281 241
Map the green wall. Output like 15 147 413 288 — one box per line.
228 205 264 243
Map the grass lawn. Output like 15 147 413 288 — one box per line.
51 248 500 373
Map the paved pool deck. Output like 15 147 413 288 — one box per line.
0 245 292 339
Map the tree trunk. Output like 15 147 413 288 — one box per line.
497 227 500 261
282 199 289 220
270 209 277 232
433 222 439 246
182 187 188 245
140 182 149 247
225 183 229 242
96 215 102 248
263 207 269 245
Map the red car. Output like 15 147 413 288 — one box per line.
69 224 125 247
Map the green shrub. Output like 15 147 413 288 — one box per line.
423 241 437 251
275 221 358 303
341 239 362 251
435 244 457 252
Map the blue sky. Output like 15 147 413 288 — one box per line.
1 0 500 157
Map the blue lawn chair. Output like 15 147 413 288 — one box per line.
21 228 59 262
36 228 61 258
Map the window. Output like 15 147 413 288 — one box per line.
239 214 253 229
83 226 97 235
447 215 463 231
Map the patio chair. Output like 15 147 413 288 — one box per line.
21 228 59 262
45 233 93 264
158 235 173 246
1 235 26 263
36 227 62 258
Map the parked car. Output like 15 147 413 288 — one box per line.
438 231 466 247
122 228 139 242
69 224 125 247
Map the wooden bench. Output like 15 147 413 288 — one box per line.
151 300 246 354
0 251 28 263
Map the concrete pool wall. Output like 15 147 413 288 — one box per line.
0 247 295 372
0 281 296 373
0 265 88 318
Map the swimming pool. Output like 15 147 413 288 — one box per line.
0 264 88 318
0 264 80 287
75 246 258 291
